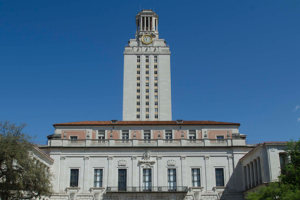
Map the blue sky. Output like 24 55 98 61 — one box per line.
0 0 299 143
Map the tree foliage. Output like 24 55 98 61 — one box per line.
246 139 300 200
0 121 53 200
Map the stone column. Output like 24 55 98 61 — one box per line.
181 156 187 188
152 17 155 31
204 156 210 191
83 156 89 192
249 163 253 188
132 156 137 187
144 17 146 31
59 156 66 192
247 165 250 188
257 158 261 184
148 17 150 31
227 156 233 190
139 17 142 31
253 160 257 186
157 156 162 189
107 156 113 187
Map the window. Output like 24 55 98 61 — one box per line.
70 136 78 140
70 169 79 187
146 102 149 105
94 169 103 187
191 169 201 187
216 136 224 139
155 96 158 99
98 130 105 140
146 56 149 62
122 130 129 139
154 83 158 86
154 77 158 80
137 89 140 93
215 168 224 186
146 108 149 112
137 64 140 68
155 102 158 105
146 77 149 81
279 154 287 169
189 130 196 139
146 64 149 68
137 77 140 80
154 89 158 92
155 115 158 119
154 71 157 74
146 95 149 99
146 71 149 74
168 169 176 191
137 115 140 118
154 64 157 68
146 115 149 119
137 102 140 105
137 56 140 62
155 108 158 112
137 95 140 99
144 130 151 139
137 108 140 112
154 56 157 62
143 169 152 191
146 89 149 92
137 83 140 86
137 71 140 74
146 83 149 86
166 130 172 139
118 169 127 191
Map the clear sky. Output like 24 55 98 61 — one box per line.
0 0 299 143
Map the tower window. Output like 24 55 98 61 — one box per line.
146 102 149 105
146 56 149 62
146 115 149 119
137 56 140 62
137 71 140 74
137 83 140 86
155 108 158 112
155 115 158 118
154 56 157 62
146 83 149 86
146 89 149 93
154 83 158 86
154 77 158 80
137 89 140 93
155 89 158 92
155 96 158 99
137 77 140 80
137 108 140 112
137 64 140 68
137 115 140 118
137 95 140 99
146 108 149 112
154 71 157 74
137 102 140 105
146 77 149 81
154 64 157 68
146 71 149 74
155 102 158 105
146 64 149 68
146 95 149 99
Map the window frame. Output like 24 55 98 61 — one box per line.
94 168 103 188
215 167 225 187
191 168 201 187
70 168 79 187
167 168 177 191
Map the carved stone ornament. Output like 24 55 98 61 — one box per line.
118 159 127 166
107 156 113 160
181 156 186 160
205 156 210 160
161 49 169 52
84 156 89 160
143 150 151 160
167 159 176 166
60 156 66 160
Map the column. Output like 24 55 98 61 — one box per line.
181 156 187 187
152 17 155 31
144 17 146 31
139 17 142 31
83 156 89 192
156 19 158 31
132 156 137 187
148 17 150 31
107 156 113 187
257 158 261 184
253 160 257 186
59 156 66 192
157 156 162 189
227 156 233 190
204 156 210 191
247 164 251 189
249 163 253 188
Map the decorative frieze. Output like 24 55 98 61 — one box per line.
167 159 176 166
118 159 127 166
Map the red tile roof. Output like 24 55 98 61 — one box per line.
53 120 240 127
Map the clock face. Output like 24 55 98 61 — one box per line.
142 35 152 44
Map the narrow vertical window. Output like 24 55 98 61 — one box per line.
98 130 105 139
154 56 157 62
94 169 103 187
168 169 177 191
118 169 127 191
189 130 196 140
191 169 201 187
215 168 224 186
279 154 287 170
70 169 79 187
143 169 152 191
165 130 172 140
122 130 129 140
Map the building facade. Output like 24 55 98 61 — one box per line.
123 10 172 121
35 10 288 200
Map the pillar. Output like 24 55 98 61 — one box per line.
59 156 66 192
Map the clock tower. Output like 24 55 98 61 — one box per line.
123 10 172 121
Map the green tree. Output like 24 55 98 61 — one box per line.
246 139 300 200
0 121 53 200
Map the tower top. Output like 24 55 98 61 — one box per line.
135 9 159 39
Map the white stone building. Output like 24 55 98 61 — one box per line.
34 10 289 200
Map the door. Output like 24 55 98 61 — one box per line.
118 169 127 191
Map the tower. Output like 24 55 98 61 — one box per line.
123 10 172 121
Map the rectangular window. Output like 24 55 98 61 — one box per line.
154 83 158 86
137 115 140 118
146 102 149 105
215 168 224 186
154 56 157 62
137 83 140 86
146 64 149 68
279 154 287 169
192 169 201 187
146 115 149 119
137 64 140 68
146 108 149 112
166 130 172 139
137 108 140 112
155 115 158 118
70 136 78 140
216 136 224 139
154 64 157 68
168 169 176 191
146 95 149 99
137 56 140 62
144 130 151 139
118 169 127 191
70 169 79 187
154 77 158 80
146 56 149 62
137 89 140 92
146 71 149 74
137 95 140 99
146 83 149 86
137 102 140 105
154 71 157 74
189 130 196 139
155 108 158 112
146 89 149 92
98 130 105 140
137 71 140 74
122 130 129 139
146 77 149 81
155 95 158 99
155 102 158 105
94 169 103 187
143 169 152 191
137 77 140 80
